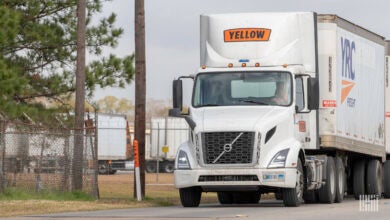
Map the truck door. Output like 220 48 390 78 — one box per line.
294 76 316 149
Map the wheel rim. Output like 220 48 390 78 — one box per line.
165 164 174 173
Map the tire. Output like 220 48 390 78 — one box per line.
217 192 234 204
146 162 157 173
163 162 174 173
366 159 383 197
179 187 201 207
334 157 345 203
384 160 390 198
98 162 109 175
318 156 336 203
274 191 283 200
283 159 304 207
353 160 366 200
108 170 117 175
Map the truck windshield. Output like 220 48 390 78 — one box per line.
193 71 292 107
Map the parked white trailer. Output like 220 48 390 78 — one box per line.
145 117 189 173
169 12 390 207
94 113 131 174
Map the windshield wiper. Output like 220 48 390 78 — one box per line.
238 99 269 105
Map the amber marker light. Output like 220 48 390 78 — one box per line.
241 63 247 67
228 63 233 68
283 64 288 68
201 65 206 69
255 63 260 67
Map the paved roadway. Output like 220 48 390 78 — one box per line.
4 197 390 220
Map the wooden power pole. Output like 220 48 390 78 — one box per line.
73 0 86 191
134 0 146 198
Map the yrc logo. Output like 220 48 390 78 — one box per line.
340 37 356 107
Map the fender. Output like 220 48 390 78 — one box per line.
285 140 305 168
174 141 197 170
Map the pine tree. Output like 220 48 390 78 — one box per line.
0 0 134 123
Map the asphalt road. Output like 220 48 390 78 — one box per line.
4 197 390 220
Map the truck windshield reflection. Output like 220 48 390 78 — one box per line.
193 72 292 107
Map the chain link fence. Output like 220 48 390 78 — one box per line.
0 118 98 197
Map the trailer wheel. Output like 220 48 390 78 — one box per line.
335 157 345 203
318 156 336 203
366 159 383 197
163 162 174 173
217 192 234 204
98 161 110 175
282 159 304 207
384 160 390 198
353 160 366 200
146 162 157 173
179 187 201 207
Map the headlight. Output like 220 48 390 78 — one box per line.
268 149 289 168
177 150 191 169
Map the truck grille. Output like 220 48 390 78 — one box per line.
202 132 254 164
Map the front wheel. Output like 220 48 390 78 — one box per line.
283 159 304 207
179 187 201 207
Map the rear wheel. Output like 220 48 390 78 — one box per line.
366 159 383 197
179 187 201 207
217 192 233 204
384 160 390 198
98 161 111 175
163 162 174 173
318 156 336 203
334 157 345 203
282 159 304 207
353 160 366 200
146 162 157 173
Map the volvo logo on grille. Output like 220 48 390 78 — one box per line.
212 132 244 164
223 144 233 152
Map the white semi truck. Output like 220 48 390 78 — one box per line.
169 12 390 207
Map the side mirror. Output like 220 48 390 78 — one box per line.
307 77 319 110
172 79 183 111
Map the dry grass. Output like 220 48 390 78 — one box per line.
1 172 274 217
0 172 218 217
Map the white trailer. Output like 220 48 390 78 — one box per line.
94 113 131 174
145 117 189 173
169 12 390 207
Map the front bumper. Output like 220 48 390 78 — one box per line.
174 167 297 189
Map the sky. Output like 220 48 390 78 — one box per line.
93 0 390 105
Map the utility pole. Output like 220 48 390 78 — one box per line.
73 0 86 191
134 0 146 198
